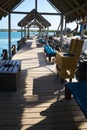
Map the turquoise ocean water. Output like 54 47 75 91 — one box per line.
0 31 54 58
0 31 21 57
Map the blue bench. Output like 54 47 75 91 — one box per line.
44 45 56 62
39 38 46 45
65 80 87 117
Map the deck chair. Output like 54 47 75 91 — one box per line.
56 39 84 82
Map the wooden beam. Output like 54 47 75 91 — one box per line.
64 2 87 16
11 11 61 15
47 0 60 13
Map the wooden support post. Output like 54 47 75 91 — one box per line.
35 0 37 11
8 14 12 59
60 15 64 48
64 18 67 35
28 27 29 39
81 21 84 38
24 26 26 40
21 26 23 38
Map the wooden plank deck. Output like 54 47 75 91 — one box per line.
0 38 87 130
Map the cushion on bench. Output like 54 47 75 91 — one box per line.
66 80 87 117
44 45 56 55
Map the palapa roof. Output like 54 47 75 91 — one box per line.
47 0 87 22
18 9 51 28
0 0 87 23
0 0 24 20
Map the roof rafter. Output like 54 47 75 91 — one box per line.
73 0 87 15
64 1 87 16
0 7 9 14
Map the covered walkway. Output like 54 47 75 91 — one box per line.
0 38 87 130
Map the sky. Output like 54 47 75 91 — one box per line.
0 0 77 30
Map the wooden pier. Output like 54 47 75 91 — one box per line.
0 38 87 130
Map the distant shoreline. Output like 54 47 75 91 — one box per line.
0 29 56 32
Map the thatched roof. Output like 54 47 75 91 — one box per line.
0 0 24 19
0 0 87 23
47 0 87 22
18 9 51 28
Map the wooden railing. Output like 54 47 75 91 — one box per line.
1 45 16 60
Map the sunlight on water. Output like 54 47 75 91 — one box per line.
0 31 21 57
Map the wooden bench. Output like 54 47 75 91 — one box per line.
0 60 21 91
65 80 87 118
44 45 56 62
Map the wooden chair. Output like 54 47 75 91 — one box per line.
56 39 84 82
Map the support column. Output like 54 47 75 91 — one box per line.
64 18 67 35
60 15 64 48
47 27 49 38
35 0 37 11
81 22 84 38
28 27 29 39
21 26 23 38
24 26 26 39
39 28 41 37
8 14 12 59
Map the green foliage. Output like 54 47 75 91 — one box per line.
84 30 87 35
